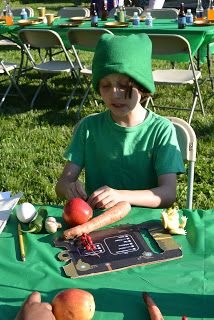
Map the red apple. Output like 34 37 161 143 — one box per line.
63 198 93 227
52 288 95 320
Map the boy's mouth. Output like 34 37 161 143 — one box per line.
111 103 126 109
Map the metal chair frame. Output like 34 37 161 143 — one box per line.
166 116 197 210
108 6 143 18
66 28 113 118
18 29 80 109
143 8 178 19
146 34 205 124
0 60 26 109
58 7 90 18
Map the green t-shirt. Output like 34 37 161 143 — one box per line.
64 110 185 196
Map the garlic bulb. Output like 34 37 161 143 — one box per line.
45 217 62 234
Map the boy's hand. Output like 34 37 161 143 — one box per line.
65 180 87 200
87 185 123 209
15 291 56 320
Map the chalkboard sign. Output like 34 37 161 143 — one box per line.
54 220 182 278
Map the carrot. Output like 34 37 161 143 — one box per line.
63 201 131 240
143 292 164 320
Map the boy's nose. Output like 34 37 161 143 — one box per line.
112 87 123 98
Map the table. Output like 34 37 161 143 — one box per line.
0 206 214 320
1 18 214 63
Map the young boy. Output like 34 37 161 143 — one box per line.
56 33 185 209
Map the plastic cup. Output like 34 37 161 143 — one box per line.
38 7 46 18
45 13 54 25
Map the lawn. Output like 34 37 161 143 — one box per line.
0 1 213 209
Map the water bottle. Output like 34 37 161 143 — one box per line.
20 8 28 20
133 11 140 26
186 9 193 25
145 12 153 27
196 0 204 18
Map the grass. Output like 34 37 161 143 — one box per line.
0 2 213 210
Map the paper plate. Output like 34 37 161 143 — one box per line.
104 21 129 28
193 20 214 26
59 22 83 27
70 16 85 21
17 19 42 26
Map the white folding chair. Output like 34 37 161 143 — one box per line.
108 6 143 18
145 34 205 124
0 60 26 109
166 116 197 210
18 29 80 109
10 7 34 17
143 8 178 18
66 28 113 117
58 7 90 18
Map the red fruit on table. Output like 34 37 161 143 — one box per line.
52 288 95 320
63 198 93 227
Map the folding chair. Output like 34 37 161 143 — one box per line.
58 7 90 18
10 7 34 17
166 116 197 210
0 60 26 109
143 8 178 19
108 6 143 18
206 40 214 89
18 29 80 109
146 34 205 124
66 28 113 117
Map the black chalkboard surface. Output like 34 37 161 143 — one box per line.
54 220 182 278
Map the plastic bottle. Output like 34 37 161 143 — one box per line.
186 9 193 25
196 0 204 19
2 0 7 16
145 12 153 27
20 8 28 20
133 11 140 26
5 3 13 26
91 2 98 27
119 6 125 22
178 2 186 29
207 0 214 21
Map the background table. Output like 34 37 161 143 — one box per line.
0 205 213 320
1 18 214 63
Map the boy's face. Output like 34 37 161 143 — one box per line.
99 73 141 119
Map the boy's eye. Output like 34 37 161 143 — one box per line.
100 83 110 89
119 84 128 90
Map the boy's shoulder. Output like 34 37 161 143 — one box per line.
147 110 173 129
77 112 107 129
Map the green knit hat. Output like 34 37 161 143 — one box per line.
92 33 155 94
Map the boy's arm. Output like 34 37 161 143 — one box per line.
87 173 177 209
55 161 87 201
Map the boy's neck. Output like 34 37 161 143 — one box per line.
111 105 148 127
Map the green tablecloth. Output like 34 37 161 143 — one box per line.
0 206 214 320
0 18 214 62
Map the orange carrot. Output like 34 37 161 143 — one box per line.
63 201 131 240
143 292 164 320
